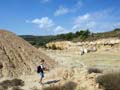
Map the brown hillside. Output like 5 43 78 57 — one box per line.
0 30 56 77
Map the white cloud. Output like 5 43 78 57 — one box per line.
31 17 54 29
54 26 68 34
30 17 69 34
54 6 70 16
75 13 90 24
72 9 120 32
54 1 83 16
86 21 96 28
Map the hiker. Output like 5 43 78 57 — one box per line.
37 59 48 85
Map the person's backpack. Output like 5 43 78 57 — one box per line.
37 65 43 73
37 66 41 73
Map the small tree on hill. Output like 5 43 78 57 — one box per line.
65 32 75 40
80 29 91 41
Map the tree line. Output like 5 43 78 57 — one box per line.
20 28 120 47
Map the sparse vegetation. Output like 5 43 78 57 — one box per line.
12 86 23 90
0 79 24 90
96 72 120 90
88 68 102 74
51 44 57 50
20 29 91 46
44 81 77 90
20 28 120 47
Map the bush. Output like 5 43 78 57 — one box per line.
51 44 57 50
96 72 120 90
88 68 102 74
0 79 24 90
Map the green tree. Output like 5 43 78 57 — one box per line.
65 32 74 40
80 30 91 40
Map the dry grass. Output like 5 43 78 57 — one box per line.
96 72 120 90
45 48 120 71
44 81 77 90
12 86 24 90
43 48 120 90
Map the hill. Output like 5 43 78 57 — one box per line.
0 30 56 77
20 28 120 47
88 28 120 40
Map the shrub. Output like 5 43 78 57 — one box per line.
88 68 102 74
0 79 24 90
51 44 57 50
44 85 62 90
11 79 24 86
96 72 120 90
0 62 3 69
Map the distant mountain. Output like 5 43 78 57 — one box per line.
20 28 120 47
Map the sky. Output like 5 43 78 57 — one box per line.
0 0 120 35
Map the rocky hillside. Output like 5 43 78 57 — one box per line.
45 38 120 51
0 30 56 77
20 28 120 47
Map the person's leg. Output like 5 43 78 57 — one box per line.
39 72 44 85
40 77 43 84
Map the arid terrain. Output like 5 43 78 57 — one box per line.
0 0 120 89
37 39 120 90
45 39 120 70
0 30 120 90
45 46 120 72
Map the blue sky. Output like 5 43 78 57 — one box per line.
0 0 120 35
